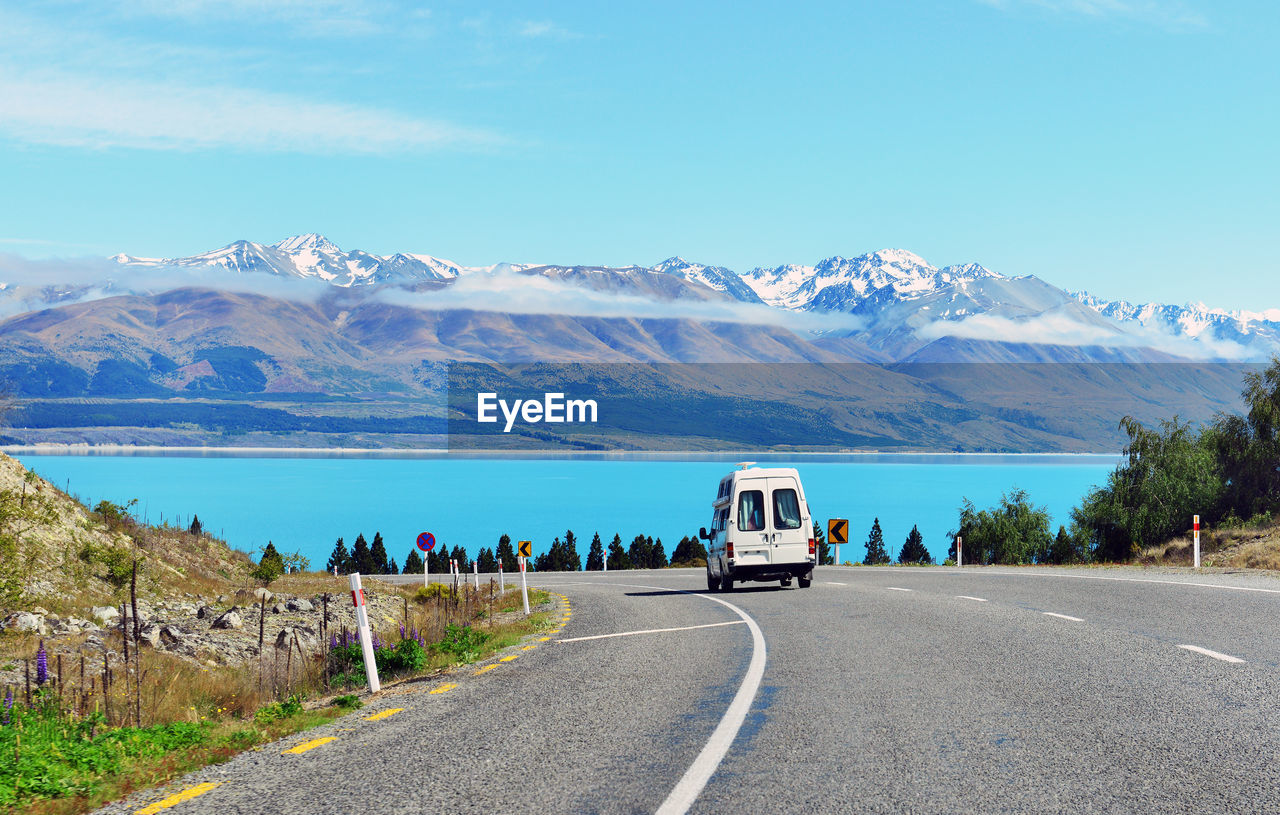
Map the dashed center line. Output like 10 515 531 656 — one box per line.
134 782 222 814
558 620 747 644
282 737 336 755
826 581 848 586
956 595 988 602
1042 612 1084 622
1178 644 1246 664
363 708 404 722
429 683 458 695
886 587 913 592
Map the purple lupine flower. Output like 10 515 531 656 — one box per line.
35 641 48 685
410 627 418 641
399 624 406 639
329 634 338 650
3 687 12 726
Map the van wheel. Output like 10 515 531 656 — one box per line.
706 571 718 592
720 572 733 592
798 576 812 588
780 578 792 587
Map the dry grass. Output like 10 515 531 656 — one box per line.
1139 516 1280 571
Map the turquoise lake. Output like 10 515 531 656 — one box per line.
14 453 1119 568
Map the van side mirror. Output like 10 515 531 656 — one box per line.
699 527 710 541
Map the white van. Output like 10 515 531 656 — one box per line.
700 463 815 591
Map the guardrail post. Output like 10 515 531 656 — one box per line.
1194 515 1201 569
349 573 380 693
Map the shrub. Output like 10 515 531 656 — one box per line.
432 624 490 663
253 695 304 725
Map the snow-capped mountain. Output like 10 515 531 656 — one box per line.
651 257 764 304
1070 291 1280 359
115 234 476 288
741 249 999 311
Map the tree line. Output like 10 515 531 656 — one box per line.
947 358 1280 565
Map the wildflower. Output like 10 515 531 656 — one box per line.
399 624 406 639
2 687 12 726
36 641 48 685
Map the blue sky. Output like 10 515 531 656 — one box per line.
0 0 1275 310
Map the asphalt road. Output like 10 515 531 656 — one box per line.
97 566 1280 814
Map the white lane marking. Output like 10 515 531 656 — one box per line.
1042 612 1084 622
557 621 746 643
953 570 1280 595
886 587 913 592
956 595 988 602
1178 644 1246 664
529 578 766 815
826 581 848 586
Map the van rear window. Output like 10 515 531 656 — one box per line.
773 488 802 529
737 490 765 531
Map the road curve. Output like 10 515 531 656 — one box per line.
96 566 1280 814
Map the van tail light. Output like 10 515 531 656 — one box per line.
727 542 735 561
808 538 816 556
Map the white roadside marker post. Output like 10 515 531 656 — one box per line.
520 556 530 615
957 535 963 567
603 551 608 572
498 560 505 591
473 559 479 590
1194 515 1201 569
349 573 381 693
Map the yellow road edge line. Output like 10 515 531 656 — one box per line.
363 707 405 721
134 782 223 814
430 683 459 694
537 637 550 642
474 664 498 675
282 736 337 755
521 645 537 651
500 654 520 662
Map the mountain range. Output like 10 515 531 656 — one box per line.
99 235 1280 363
0 234 1274 450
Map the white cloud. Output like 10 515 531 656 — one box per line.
518 20 580 40
0 68 501 153
917 311 1254 360
977 0 1207 28
377 269 864 334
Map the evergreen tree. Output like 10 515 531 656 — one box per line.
607 533 629 570
814 522 833 565
450 544 468 571
477 546 497 573
563 529 582 571
188 514 203 536
670 535 708 566
496 534 517 572
351 533 374 574
898 524 932 564
369 532 390 575
652 537 668 568
533 545 550 572
628 534 651 569
326 537 351 574
388 558 399 575
585 532 605 570
863 518 890 565
404 548 424 575
252 541 286 584
1045 525 1085 565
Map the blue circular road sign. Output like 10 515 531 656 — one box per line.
416 532 436 552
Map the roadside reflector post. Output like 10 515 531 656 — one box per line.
1194 515 1201 569
498 561 505 591
519 556 530 615
473 559 479 590
957 535 963 567
349 573 381 694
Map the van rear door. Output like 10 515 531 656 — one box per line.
732 478 772 566
767 476 809 563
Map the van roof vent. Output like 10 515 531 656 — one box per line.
737 461 756 470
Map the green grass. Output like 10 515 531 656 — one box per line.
0 691 340 815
